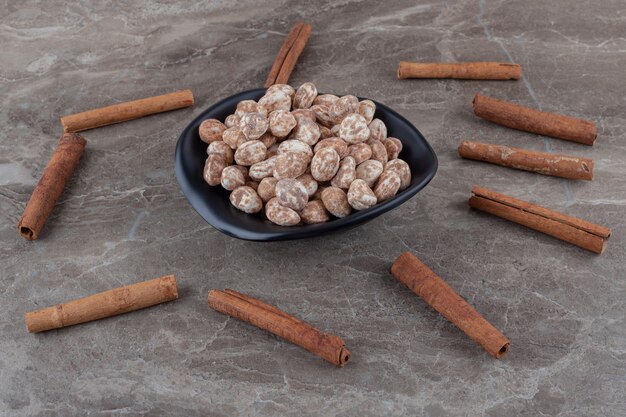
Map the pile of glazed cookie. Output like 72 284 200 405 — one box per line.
199 82 412 226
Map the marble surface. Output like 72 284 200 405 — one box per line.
1 1 625 416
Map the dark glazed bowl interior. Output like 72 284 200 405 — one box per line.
175 88 438 241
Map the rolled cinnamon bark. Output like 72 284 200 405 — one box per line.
275 23 311 85
25 275 178 333
397 62 521 80
391 252 510 358
18 133 86 240
458 140 594 180
208 289 350 367
265 22 304 87
470 186 610 254
473 93 597 145
60 89 194 132
265 22 312 87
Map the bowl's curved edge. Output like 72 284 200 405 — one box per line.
175 88 438 242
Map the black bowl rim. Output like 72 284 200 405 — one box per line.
175 88 438 241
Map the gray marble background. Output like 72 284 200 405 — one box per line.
1 1 625 416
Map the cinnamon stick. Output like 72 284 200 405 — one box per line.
60 89 194 132
391 252 510 358
397 62 521 80
470 186 610 254
25 275 178 333
18 133 86 240
208 289 350 367
265 22 304 87
458 140 594 180
473 93 597 145
264 22 312 87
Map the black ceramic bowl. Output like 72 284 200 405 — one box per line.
175 88 437 241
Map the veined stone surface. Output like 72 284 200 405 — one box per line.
1 1 624 416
